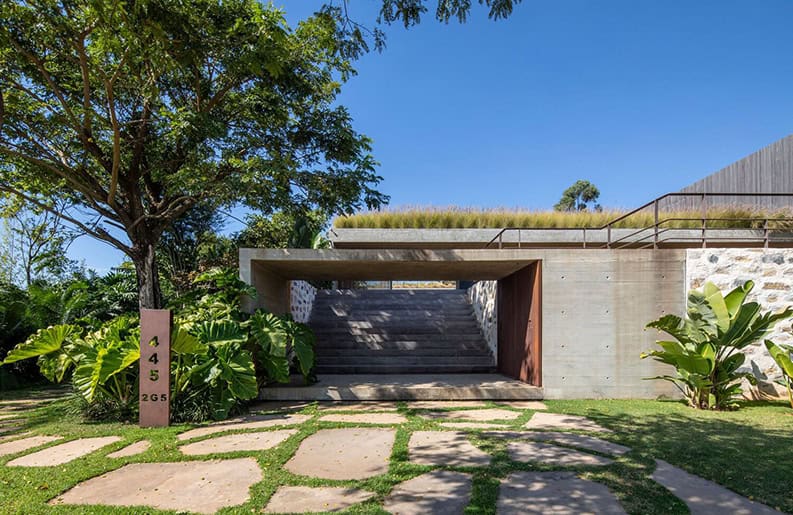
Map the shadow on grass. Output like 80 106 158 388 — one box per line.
563 401 793 513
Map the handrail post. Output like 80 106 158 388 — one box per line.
701 193 707 248
498 232 502 250
607 224 611 249
764 219 769 249
583 227 587 249
518 229 521 249
653 198 659 249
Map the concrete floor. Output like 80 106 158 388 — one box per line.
258 374 544 401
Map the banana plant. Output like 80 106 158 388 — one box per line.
764 340 793 409
642 280 793 410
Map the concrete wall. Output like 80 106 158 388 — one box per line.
467 280 498 362
290 280 317 323
539 250 685 399
686 249 793 390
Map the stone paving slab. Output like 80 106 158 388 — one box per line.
263 486 375 513
7 436 121 467
497 471 626 514
51 458 262 514
319 413 407 424
651 459 783 515
439 422 508 429
251 401 316 412
317 401 401 411
507 441 613 467
107 440 151 458
180 429 297 456
286 428 395 480
406 401 487 409
408 431 491 467
0 414 22 421
420 408 521 421
177 413 311 441
0 431 32 444
494 401 548 410
0 435 61 457
484 431 631 456
525 412 612 432
384 470 472 515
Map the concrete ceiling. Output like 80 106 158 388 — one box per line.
243 248 537 281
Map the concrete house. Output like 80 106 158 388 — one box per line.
240 136 793 401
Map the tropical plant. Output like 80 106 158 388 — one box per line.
642 280 793 410
764 340 793 409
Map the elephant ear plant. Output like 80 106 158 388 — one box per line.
642 280 793 410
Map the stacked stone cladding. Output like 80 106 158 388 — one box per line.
290 280 317 323
467 281 498 363
685 249 793 384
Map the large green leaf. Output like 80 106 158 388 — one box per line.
765 339 793 377
2 325 79 364
724 280 754 319
289 322 315 378
249 311 288 356
172 326 208 355
702 282 730 333
646 315 705 345
194 320 247 346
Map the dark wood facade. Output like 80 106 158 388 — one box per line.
497 262 542 386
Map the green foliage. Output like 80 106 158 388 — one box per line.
764 340 793 408
0 0 386 308
642 280 793 410
0 267 316 422
334 206 791 230
554 180 601 212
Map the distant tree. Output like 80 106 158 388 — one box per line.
0 0 386 309
554 180 602 212
377 0 522 25
237 211 329 250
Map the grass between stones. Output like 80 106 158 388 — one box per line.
0 393 791 514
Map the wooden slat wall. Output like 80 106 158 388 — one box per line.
665 135 793 211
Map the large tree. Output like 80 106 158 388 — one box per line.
0 0 386 309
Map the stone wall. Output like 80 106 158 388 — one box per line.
686 249 793 387
290 280 317 323
467 280 498 363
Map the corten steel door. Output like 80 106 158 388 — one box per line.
497 262 542 385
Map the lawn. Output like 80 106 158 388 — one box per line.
1 389 791 514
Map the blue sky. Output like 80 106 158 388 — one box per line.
68 0 793 272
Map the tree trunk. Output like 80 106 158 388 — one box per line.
132 240 162 310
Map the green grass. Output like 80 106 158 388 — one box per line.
333 206 793 230
1 391 792 514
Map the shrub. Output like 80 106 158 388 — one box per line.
642 280 793 410
1 268 316 422
764 340 793 409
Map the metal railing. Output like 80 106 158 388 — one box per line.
485 192 793 250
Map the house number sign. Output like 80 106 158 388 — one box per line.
139 309 171 427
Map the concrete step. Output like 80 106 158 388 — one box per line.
313 333 487 343
259 374 544 401
315 347 491 357
310 321 481 331
311 312 476 320
317 355 493 365
315 364 497 374
314 341 490 351
312 327 483 336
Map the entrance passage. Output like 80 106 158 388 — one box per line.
310 289 495 374
497 262 542 385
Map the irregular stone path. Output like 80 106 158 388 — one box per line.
497 471 627 514
177 413 310 441
421 408 521 421
485 431 631 456
0 394 774 515
384 470 472 515
51 458 262 514
0 435 61 457
264 486 374 513
319 413 407 424
507 440 614 467
652 459 783 515
107 440 151 458
408 431 491 467
286 428 395 480
181 429 297 456
7 436 121 467
525 412 612 432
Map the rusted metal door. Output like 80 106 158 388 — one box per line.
497 262 542 385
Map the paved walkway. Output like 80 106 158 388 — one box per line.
0 396 783 514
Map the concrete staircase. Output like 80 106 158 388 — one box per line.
310 289 496 374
